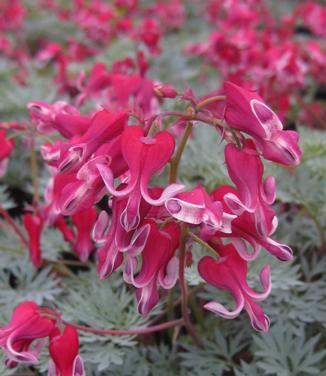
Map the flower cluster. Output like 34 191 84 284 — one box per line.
187 0 326 127
0 1 306 373
0 0 184 87
0 301 84 375
23 79 301 327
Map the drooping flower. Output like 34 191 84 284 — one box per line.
224 140 276 237
56 137 128 216
72 207 97 262
28 101 90 138
165 184 236 239
212 185 293 261
48 325 85 376
0 130 15 177
198 243 271 332
124 220 180 315
23 212 44 268
0 301 55 368
42 109 127 173
224 81 301 166
96 192 151 280
97 125 184 231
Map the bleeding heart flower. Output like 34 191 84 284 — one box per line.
124 220 180 315
44 109 127 173
28 101 90 138
23 212 44 268
96 192 151 280
165 185 236 239
0 130 15 177
198 243 271 332
224 140 276 237
72 207 97 262
97 126 184 231
0 302 55 368
48 325 85 376
212 185 293 261
224 81 301 166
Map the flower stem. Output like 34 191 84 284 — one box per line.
0 206 29 248
189 232 218 257
196 95 226 111
179 224 204 347
169 122 193 183
64 318 184 336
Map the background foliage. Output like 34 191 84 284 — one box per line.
0 0 325 375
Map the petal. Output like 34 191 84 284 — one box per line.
118 223 151 256
165 197 205 224
58 143 86 173
120 189 142 231
123 256 137 285
244 265 272 301
97 163 137 197
224 193 249 214
142 182 185 206
261 176 276 205
97 240 123 280
57 181 90 216
132 223 172 288
225 142 263 212
158 256 178 289
260 130 301 166
48 359 57 376
73 355 85 376
244 300 270 332
204 293 245 319
141 131 175 179
224 81 266 139
231 238 261 261
139 131 177 204
262 238 294 261
120 126 144 183
92 211 110 243
136 280 160 316
49 325 80 376
250 98 283 138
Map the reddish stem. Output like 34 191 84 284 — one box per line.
63 318 184 336
179 224 203 347
144 111 224 134
0 207 28 248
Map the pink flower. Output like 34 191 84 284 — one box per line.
224 81 301 166
22 212 44 268
224 140 276 237
0 130 15 177
43 109 127 173
198 243 271 332
154 83 178 98
54 137 127 216
0 130 15 161
212 185 293 261
0 302 55 368
72 207 97 262
97 126 184 231
96 193 151 280
165 185 236 239
28 101 90 138
76 62 111 105
136 18 161 55
48 325 85 376
124 220 180 315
